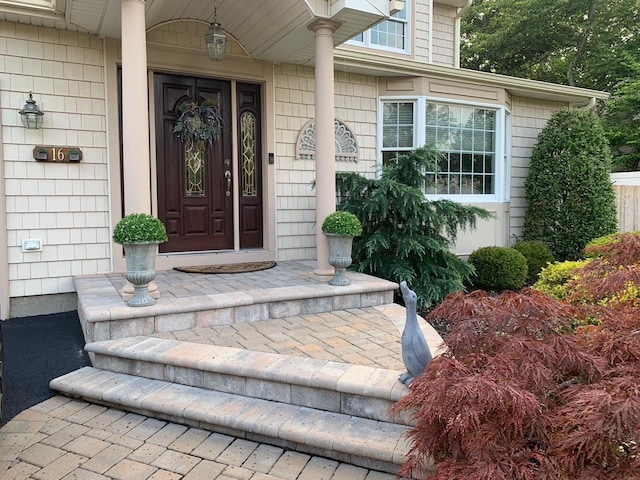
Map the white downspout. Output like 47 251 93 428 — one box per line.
575 97 597 110
454 0 472 68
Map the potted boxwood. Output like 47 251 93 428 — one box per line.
113 213 168 307
321 210 363 286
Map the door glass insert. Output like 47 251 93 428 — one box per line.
241 111 257 197
185 141 206 196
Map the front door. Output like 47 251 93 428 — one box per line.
155 74 233 253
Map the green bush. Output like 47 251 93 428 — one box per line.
113 213 168 244
523 109 617 261
321 210 362 236
512 240 555 283
468 246 528 291
335 146 491 308
533 259 592 299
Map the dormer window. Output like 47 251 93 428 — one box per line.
349 0 410 54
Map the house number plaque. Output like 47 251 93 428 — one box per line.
33 146 83 163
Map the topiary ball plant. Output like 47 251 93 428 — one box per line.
113 213 168 245
513 240 555 283
468 246 527 291
321 210 363 237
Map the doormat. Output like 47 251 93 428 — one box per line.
174 261 276 274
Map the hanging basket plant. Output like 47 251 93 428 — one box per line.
173 99 224 148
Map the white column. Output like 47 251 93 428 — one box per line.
121 0 151 215
309 19 340 276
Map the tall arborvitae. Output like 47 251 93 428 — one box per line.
523 109 617 261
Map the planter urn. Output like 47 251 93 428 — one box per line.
123 242 160 307
326 234 354 286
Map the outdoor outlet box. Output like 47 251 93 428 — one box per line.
22 239 42 252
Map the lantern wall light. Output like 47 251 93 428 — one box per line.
19 92 44 130
205 0 226 61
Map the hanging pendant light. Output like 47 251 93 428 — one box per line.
205 0 226 61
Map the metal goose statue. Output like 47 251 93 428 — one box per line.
399 281 432 386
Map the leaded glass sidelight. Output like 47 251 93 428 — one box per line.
185 141 206 196
241 111 257 197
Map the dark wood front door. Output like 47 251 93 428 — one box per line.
155 73 233 253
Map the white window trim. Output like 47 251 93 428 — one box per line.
379 95 512 203
348 1 412 55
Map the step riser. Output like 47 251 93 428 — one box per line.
92 351 410 425
82 290 395 343
50 368 416 476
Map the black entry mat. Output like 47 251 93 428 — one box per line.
0 311 91 425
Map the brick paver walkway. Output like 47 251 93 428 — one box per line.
0 396 396 480
151 307 406 371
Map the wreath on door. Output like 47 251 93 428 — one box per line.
173 99 224 147
173 99 224 195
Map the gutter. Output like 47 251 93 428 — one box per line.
454 0 473 68
334 48 610 103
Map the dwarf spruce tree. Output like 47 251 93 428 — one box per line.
523 109 617 261
336 146 491 308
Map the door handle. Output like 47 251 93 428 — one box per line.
225 170 231 197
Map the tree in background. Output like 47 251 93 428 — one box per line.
461 0 640 170
522 109 617 261
335 147 491 308
461 0 640 92
600 77 640 171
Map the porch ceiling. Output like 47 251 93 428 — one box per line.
0 0 396 64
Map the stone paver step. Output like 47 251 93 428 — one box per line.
76 264 398 344
49 367 412 475
86 336 412 425
0 396 403 480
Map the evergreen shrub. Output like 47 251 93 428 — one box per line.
523 109 617 261
468 246 527 291
335 146 491 308
512 240 555 283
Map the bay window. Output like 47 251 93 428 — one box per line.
380 98 510 201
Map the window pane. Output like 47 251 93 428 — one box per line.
462 154 473 173
461 174 473 194
398 126 414 147
484 175 494 193
485 154 494 173
382 102 413 149
398 103 413 123
425 173 436 194
473 154 483 173
426 103 437 124
450 154 460 172
383 103 397 123
425 101 498 195
383 151 399 166
383 126 398 148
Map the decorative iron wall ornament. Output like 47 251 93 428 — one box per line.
296 119 358 162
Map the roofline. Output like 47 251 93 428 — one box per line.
334 49 610 104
